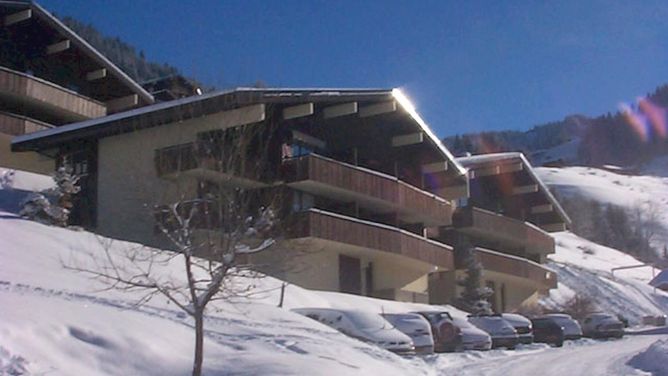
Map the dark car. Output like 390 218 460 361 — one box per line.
531 318 565 347
413 311 462 352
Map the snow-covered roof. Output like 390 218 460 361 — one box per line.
649 270 668 288
456 152 572 228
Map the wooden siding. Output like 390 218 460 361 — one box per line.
0 66 106 120
0 112 52 136
475 247 557 289
454 206 555 254
286 154 454 225
289 209 454 269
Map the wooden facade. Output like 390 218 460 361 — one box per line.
0 111 51 136
474 247 557 289
284 153 455 226
288 209 454 269
453 206 555 255
0 66 107 123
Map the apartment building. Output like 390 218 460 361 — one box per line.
429 153 570 311
0 1 153 174
13 87 474 302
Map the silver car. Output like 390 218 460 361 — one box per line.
382 313 434 354
468 315 519 349
501 313 534 344
452 316 492 351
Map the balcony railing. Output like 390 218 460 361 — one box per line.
453 206 555 254
0 65 106 121
283 153 455 226
471 247 557 289
287 208 454 269
0 111 52 136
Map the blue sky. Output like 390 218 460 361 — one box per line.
42 0 668 137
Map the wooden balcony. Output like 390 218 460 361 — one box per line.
472 247 557 289
0 111 52 136
453 206 555 254
283 154 455 226
287 209 454 269
0 66 106 123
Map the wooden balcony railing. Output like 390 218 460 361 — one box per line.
287 209 454 269
0 112 52 136
283 153 455 226
0 66 106 121
472 247 557 289
453 206 555 254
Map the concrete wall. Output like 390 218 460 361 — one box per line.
96 104 265 246
0 134 54 174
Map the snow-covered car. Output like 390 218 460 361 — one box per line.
501 313 533 344
292 308 415 354
582 313 625 339
542 313 583 340
451 316 492 351
381 313 434 354
413 311 462 352
468 315 519 349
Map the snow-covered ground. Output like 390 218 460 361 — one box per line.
1 167 667 375
536 165 668 250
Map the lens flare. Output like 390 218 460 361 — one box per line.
638 98 667 139
620 103 650 142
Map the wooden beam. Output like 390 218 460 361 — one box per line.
106 94 139 113
46 40 71 55
421 161 448 174
512 184 539 195
283 103 314 120
323 102 357 119
359 101 396 117
542 223 566 232
86 68 107 81
4 9 31 26
469 162 523 178
392 132 423 147
531 204 553 214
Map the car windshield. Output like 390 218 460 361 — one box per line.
346 311 389 330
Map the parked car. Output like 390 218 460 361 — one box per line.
501 313 534 344
292 308 415 354
468 314 519 349
582 313 625 339
451 316 493 351
413 311 462 352
542 313 583 340
381 313 434 354
530 318 564 347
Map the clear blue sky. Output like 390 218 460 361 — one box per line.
41 0 668 137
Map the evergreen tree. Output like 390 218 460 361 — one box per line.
456 238 493 315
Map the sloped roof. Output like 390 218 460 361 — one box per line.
649 269 668 288
0 1 154 105
12 87 466 176
456 152 572 228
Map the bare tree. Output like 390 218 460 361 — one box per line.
66 121 284 376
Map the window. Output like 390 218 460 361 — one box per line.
292 191 314 212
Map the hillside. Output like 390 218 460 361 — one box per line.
59 16 207 88
1 167 667 374
444 85 668 168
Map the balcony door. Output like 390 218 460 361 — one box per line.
339 255 362 295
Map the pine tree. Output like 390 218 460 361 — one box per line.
456 238 493 315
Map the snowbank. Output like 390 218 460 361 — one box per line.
627 339 668 375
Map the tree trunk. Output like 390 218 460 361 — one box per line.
192 312 204 376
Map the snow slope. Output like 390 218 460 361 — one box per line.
536 165 668 250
